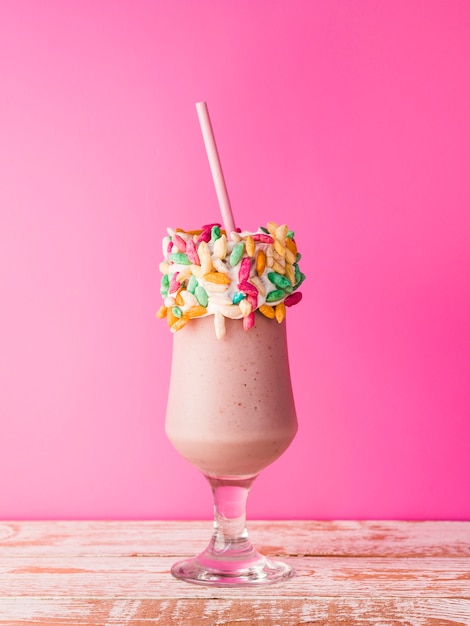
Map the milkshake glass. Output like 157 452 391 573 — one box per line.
158 219 305 586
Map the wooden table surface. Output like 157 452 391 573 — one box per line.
0 520 469 625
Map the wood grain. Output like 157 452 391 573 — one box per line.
0 521 469 625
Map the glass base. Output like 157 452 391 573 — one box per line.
171 548 293 587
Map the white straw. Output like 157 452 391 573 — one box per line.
195 101 236 235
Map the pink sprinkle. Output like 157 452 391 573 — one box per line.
247 293 258 310
252 233 274 243
169 276 181 294
197 228 211 243
173 234 187 252
238 257 251 282
166 240 173 256
202 223 221 229
238 280 258 297
284 291 303 307
186 239 200 265
243 312 255 331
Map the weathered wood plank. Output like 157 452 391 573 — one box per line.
0 597 469 625
0 556 469 598
1 521 469 625
1 520 470 557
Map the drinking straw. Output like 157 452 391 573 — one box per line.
196 101 236 235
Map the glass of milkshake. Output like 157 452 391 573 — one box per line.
157 221 305 586
156 102 305 585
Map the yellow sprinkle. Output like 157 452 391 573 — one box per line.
171 316 190 332
159 262 170 274
249 275 266 296
177 228 202 235
155 305 167 319
285 263 296 285
259 304 275 319
167 307 178 327
286 237 297 257
285 247 296 265
275 302 286 323
266 221 279 236
274 238 286 257
256 250 266 275
239 299 252 317
275 224 288 246
272 260 286 275
175 290 185 306
230 231 242 242
198 241 213 275
204 271 231 285
213 234 227 259
187 306 207 318
245 235 255 257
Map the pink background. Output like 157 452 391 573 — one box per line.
1 0 469 521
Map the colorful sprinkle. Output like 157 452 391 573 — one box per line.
232 291 246 304
284 291 303 307
204 271 231 285
238 257 251 282
160 274 170 296
158 221 305 336
187 275 198 294
173 234 187 252
266 289 285 303
275 302 286 323
259 304 275 319
256 250 266 275
170 252 191 265
267 272 292 290
252 233 274 243
245 235 255 257
195 284 209 307
229 241 245 266
186 239 201 265
243 311 255 330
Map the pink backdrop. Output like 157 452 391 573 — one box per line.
1 0 469 520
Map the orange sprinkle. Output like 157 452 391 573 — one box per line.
256 250 266 275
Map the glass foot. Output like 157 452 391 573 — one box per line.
171 548 293 587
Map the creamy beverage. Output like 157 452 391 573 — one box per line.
165 313 297 477
157 220 305 585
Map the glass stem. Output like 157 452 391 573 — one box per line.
205 475 259 562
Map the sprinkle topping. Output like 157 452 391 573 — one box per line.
157 222 305 337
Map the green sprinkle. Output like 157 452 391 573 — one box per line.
211 225 221 241
287 230 295 239
296 252 302 262
160 274 170 296
294 272 306 290
229 242 245 266
294 263 301 284
267 272 292 290
187 275 198 294
266 289 286 303
170 252 191 264
259 226 269 234
172 306 182 318
195 285 208 307
232 291 246 304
